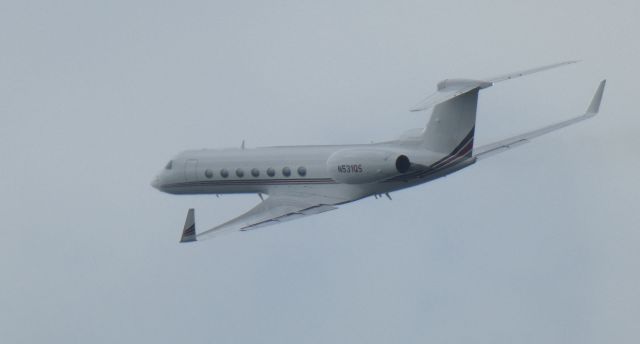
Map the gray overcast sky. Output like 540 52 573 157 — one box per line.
1 1 639 343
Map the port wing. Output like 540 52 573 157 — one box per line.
180 193 350 242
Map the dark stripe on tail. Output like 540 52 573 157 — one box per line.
384 126 475 182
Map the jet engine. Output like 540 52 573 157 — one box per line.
326 148 411 184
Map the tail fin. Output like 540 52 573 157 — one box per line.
421 88 478 158
412 61 579 157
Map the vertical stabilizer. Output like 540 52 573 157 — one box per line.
421 88 478 158
411 61 579 156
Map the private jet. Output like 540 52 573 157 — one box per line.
151 61 606 242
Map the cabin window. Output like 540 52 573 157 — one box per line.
297 166 307 177
251 168 260 177
205 169 213 179
267 168 275 177
165 160 173 170
236 168 244 178
282 167 291 177
220 169 229 178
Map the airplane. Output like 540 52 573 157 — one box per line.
151 61 606 243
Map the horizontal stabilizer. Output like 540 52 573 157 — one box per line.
485 60 579 83
410 60 579 112
410 81 488 112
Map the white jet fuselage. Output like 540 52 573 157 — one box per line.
152 142 470 202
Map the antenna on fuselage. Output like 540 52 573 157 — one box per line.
241 140 245 150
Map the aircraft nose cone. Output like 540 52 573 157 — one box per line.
151 176 161 190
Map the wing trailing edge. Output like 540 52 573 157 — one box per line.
176 192 352 242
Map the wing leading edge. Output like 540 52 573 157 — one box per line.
180 193 349 242
473 80 606 160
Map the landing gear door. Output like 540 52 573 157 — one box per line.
184 159 199 182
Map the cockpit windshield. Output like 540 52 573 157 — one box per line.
165 160 173 170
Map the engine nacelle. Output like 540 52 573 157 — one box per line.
327 149 411 184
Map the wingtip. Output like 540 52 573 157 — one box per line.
180 208 197 243
586 79 607 115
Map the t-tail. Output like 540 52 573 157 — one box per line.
411 61 579 158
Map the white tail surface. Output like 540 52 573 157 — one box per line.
421 88 478 157
411 61 580 157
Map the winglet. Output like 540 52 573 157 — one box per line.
180 208 197 243
586 80 606 115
